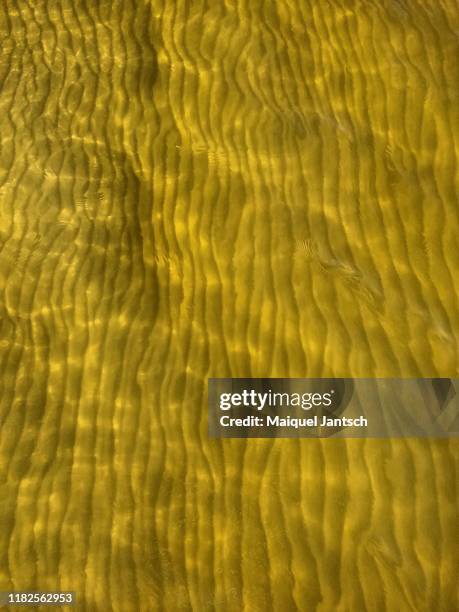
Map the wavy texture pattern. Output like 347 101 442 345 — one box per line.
0 0 458 610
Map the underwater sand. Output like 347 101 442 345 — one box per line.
0 0 458 610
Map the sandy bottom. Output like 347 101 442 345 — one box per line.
0 1 457 610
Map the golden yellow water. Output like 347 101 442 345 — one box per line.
0 0 458 610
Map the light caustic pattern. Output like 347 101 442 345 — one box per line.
0 0 458 610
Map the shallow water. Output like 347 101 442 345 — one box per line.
0 1 458 610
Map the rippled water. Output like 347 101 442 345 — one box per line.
0 1 458 610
